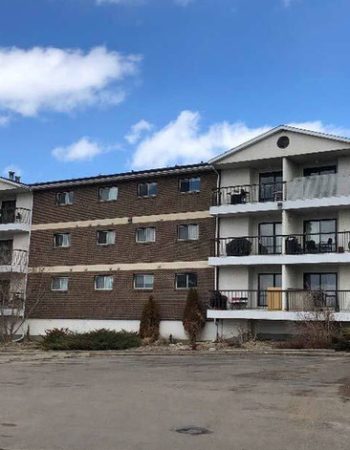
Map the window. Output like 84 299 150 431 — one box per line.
51 277 69 292
259 172 283 202
304 165 337 177
97 230 116 246
178 224 199 241
175 273 197 289
54 233 71 248
0 240 13 265
136 227 156 243
258 273 282 307
137 182 158 198
56 192 74 206
98 186 118 202
179 177 201 193
304 273 337 308
304 219 337 253
134 274 154 290
258 222 282 254
95 275 113 291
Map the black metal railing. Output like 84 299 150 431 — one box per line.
210 290 263 309
0 292 25 311
212 235 283 257
0 207 31 225
212 231 350 257
209 290 350 312
284 231 350 254
212 182 285 206
0 249 28 268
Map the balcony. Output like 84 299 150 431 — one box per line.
211 182 284 215
0 250 28 273
207 290 350 321
0 292 25 316
209 231 350 266
0 207 31 233
211 174 350 216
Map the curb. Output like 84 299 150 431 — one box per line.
0 349 349 359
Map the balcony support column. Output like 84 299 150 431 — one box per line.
281 265 289 311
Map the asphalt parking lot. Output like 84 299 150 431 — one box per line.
0 352 349 450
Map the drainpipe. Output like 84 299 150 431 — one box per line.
210 165 222 342
210 164 221 292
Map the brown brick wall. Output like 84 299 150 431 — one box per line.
29 218 214 267
32 170 216 224
27 268 214 321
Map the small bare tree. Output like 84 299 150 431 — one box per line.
182 288 205 350
295 291 339 348
0 267 46 344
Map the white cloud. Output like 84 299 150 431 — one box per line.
125 119 153 144
0 115 10 126
130 111 350 169
52 138 104 162
0 46 140 117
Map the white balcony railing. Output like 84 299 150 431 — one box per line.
286 173 350 201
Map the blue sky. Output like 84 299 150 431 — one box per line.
0 0 349 183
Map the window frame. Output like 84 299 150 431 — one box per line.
257 272 282 307
56 191 74 206
179 177 201 194
51 276 69 292
53 232 71 248
137 182 158 198
177 223 199 241
94 275 114 291
133 273 154 290
135 227 156 243
96 230 116 246
303 165 337 177
175 272 198 290
98 186 119 202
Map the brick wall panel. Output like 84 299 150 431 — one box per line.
32 171 216 224
27 269 214 321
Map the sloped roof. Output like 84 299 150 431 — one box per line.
209 125 350 164
29 162 212 190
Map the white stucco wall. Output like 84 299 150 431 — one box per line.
26 319 222 341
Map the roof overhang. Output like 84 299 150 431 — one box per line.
209 125 350 165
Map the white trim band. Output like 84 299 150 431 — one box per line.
31 211 212 231
29 260 209 273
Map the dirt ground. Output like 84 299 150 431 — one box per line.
0 351 349 450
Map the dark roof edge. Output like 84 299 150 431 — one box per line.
30 163 212 190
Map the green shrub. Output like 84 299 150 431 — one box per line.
139 295 160 341
41 328 141 351
182 288 205 349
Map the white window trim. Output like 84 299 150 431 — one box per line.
133 274 154 290
54 233 71 248
179 177 201 194
137 182 158 198
136 227 156 243
51 277 69 292
98 186 118 202
96 230 116 246
177 224 199 241
56 192 74 206
94 275 114 291
175 273 198 290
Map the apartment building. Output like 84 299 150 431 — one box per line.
25 164 217 339
208 125 350 338
0 173 32 322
